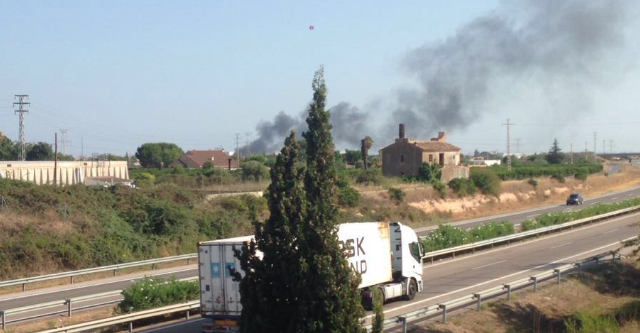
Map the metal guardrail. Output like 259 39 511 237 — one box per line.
422 205 640 263
0 291 123 329
35 301 200 333
0 253 197 292
0 276 199 329
375 240 635 332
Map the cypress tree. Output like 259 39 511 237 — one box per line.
236 131 305 333
298 66 365 333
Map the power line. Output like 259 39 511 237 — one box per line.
59 129 70 155
13 95 30 161
502 119 515 171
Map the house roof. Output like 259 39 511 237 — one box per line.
171 150 239 169
412 140 461 152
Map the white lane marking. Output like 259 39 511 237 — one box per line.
369 238 635 319
526 214 538 218
472 260 507 270
426 211 640 269
612 197 620 200
0 268 196 302
603 229 619 235
550 242 572 249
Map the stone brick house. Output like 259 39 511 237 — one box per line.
170 150 239 169
379 124 469 182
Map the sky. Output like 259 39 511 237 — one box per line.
1 0 639 158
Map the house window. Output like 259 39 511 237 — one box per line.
429 155 433 163
400 154 405 163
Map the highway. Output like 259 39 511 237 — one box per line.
416 182 640 235
139 211 640 333
1 172 639 329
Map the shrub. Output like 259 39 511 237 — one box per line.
432 180 447 199
118 277 199 313
418 163 441 182
551 173 566 183
527 178 538 189
421 221 516 252
355 168 383 185
448 178 477 197
338 186 361 208
388 187 405 204
470 168 501 196
574 170 588 181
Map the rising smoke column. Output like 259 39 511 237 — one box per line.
392 0 633 140
246 0 634 154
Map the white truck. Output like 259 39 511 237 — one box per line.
198 221 424 332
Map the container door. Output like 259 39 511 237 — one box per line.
222 243 243 314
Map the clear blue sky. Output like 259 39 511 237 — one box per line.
1 1 638 157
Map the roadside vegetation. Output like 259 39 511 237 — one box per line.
118 277 199 313
522 197 640 231
420 197 640 252
411 257 640 333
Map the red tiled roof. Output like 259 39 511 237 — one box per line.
171 150 239 169
412 140 461 152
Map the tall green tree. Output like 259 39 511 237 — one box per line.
26 142 53 161
135 143 184 168
545 139 564 164
236 131 306 333
0 135 18 160
361 136 374 170
298 67 364 333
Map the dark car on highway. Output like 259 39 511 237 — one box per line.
566 193 584 205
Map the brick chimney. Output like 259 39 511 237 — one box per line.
399 124 405 139
431 132 446 142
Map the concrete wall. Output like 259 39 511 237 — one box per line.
381 139 424 177
441 165 470 183
0 161 129 186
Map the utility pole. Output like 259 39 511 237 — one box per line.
54 133 58 185
13 95 30 161
59 129 69 156
234 133 241 167
593 132 597 162
570 143 574 164
502 119 514 171
609 140 613 154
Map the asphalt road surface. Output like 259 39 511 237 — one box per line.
2 175 640 328
140 212 640 333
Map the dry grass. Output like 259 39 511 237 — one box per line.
410 258 640 333
0 306 116 333
406 162 640 221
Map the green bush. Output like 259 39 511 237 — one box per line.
527 178 538 189
432 180 447 199
355 168 383 185
470 168 501 197
118 277 199 313
491 163 602 181
388 187 405 204
574 170 588 181
521 197 640 231
448 178 477 197
338 186 361 208
551 173 566 183
421 221 515 252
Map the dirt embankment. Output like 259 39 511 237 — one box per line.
367 163 640 222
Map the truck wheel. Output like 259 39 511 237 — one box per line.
405 279 417 300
